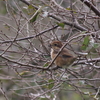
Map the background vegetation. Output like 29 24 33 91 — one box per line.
0 0 100 100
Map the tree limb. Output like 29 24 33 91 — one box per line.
80 0 100 17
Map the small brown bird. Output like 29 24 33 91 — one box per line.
49 41 76 68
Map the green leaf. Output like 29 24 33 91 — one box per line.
28 5 34 9
48 79 54 89
19 71 30 75
4 24 10 30
66 8 77 13
43 62 49 67
66 8 71 10
81 36 90 50
27 5 36 15
57 22 65 28
30 12 39 23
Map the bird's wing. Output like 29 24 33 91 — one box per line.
61 54 72 58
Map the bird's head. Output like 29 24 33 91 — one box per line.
49 41 63 51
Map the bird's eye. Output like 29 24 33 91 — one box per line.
54 44 58 46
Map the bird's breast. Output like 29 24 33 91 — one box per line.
50 49 56 59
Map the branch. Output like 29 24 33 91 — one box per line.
80 0 100 17
0 25 58 44
20 0 38 9
0 55 45 70
20 0 88 31
49 13 88 31
74 57 100 68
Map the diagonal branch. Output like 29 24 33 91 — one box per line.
80 0 100 17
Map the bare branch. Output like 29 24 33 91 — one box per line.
80 0 100 16
0 25 58 44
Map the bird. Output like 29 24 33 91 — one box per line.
49 41 76 68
